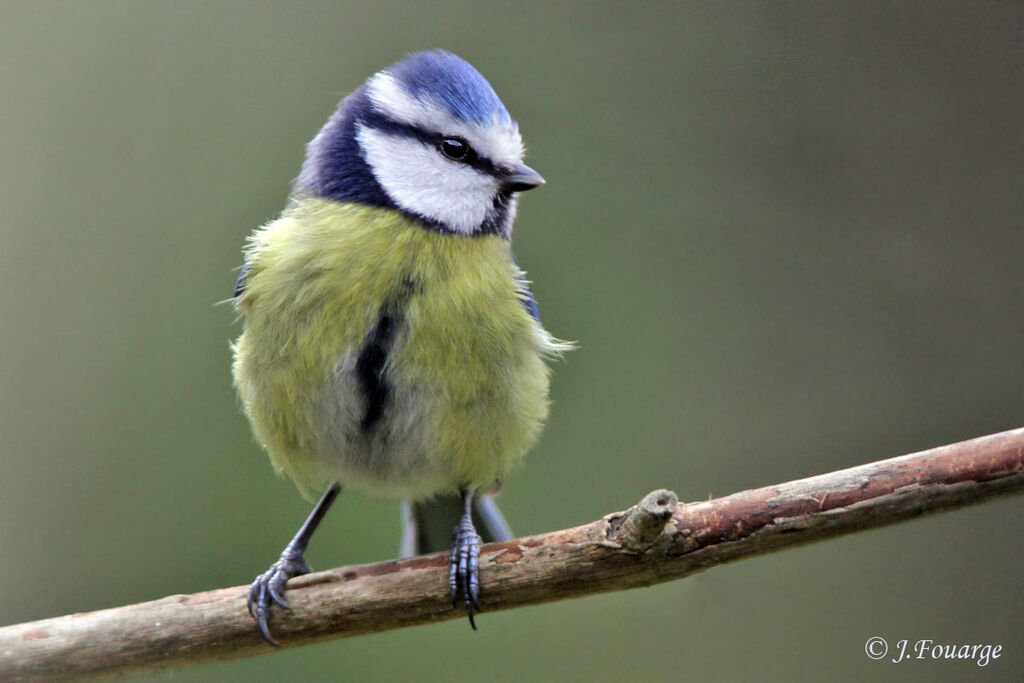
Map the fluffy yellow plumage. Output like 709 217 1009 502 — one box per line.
233 196 564 500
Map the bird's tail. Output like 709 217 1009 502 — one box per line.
399 493 514 557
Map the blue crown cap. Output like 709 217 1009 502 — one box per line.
388 50 512 125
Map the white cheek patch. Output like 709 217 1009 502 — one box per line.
366 72 524 166
357 124 499 234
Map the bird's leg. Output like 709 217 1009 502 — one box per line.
449 488 483 629
247 482 340 645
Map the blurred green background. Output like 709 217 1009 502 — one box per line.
2 1 1021 681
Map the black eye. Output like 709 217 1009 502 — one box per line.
438 136 470 161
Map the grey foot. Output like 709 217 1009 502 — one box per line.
449 515 482 629
246 546 312 645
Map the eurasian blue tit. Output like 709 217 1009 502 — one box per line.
231 50 569 644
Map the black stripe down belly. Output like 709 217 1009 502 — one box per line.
355 308 401 432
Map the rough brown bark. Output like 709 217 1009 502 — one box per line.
1 428 1022 681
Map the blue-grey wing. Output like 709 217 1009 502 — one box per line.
233 262 249 298
512 260 544 325
516 271 542 324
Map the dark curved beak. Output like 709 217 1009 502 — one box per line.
503 163 545 192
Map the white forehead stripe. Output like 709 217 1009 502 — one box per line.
366 72 524 165
356 124 499 235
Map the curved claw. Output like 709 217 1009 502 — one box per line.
256 610 280 648
268 579 291 611
246 582 257 619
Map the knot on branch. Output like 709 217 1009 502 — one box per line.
605 489 679 552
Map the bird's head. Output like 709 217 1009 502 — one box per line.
297 50 543 238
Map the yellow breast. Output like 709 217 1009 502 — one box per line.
232 197 557 498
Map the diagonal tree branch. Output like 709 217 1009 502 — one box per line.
2 427 1023 680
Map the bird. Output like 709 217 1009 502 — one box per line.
231 50 570 645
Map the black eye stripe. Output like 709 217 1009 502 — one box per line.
361 111 501 176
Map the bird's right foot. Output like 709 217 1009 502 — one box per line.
247 545 312 646
449 506 483 629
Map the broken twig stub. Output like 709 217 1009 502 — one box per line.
605 489 679 551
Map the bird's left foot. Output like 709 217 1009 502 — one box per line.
449 511 482 629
